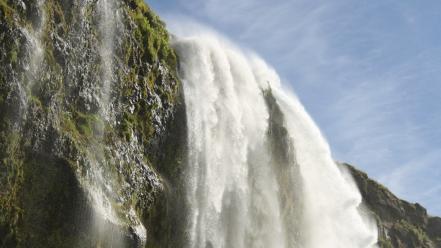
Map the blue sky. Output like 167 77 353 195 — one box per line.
148 0 441 216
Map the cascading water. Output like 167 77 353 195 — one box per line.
173 29 378 248
88 0 121 227
82 0 148 245
98 0 118 120
19 0 45 119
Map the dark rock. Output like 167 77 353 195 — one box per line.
344 163 439 248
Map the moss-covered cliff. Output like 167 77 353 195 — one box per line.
0 0 184 247
345 163 441 248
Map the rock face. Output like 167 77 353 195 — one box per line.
0 0 184 247
345 163 441 248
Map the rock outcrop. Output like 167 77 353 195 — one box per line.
345 163 441 248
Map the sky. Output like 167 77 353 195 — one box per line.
147 0 441 216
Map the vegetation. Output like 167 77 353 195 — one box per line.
0 0 14 24
392 219 432 246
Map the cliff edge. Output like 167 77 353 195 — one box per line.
345 163 441 248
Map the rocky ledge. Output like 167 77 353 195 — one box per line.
345 163 441 248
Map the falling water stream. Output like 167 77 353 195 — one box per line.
86 0 147 245
19 0 45 119
173 30 378 248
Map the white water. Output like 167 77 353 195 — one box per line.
88 0 147 244
98 0 119 121
19 0 45 118
174 29 378 248
88 0 119 223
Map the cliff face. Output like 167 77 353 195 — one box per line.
345 163 441 248
0 0 184 247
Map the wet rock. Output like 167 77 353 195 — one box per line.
0 0 181 247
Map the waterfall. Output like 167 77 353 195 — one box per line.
84 0 147 245
18 0 45 120
173 29 378 248
87 0 120 225
98 0 118 120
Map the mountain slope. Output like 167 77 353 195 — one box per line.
345 163 441 248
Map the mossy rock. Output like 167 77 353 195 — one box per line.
0 0 182 247
345 163 439 248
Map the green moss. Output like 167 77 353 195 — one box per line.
61 114 78 136
9 50 17 64
60 111 104 142
395 219 431 244
0 130 25 247
74 111 103 137
120 108 154 144
378 238 393 248
126 0 177 72
29 95 43 109
0 0 15 23
121 112 135 141
118 0 180 149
